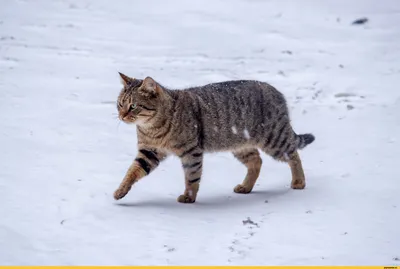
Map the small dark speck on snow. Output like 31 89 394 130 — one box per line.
393 257 400 261
60 219 66 225
334 92 357 98
163 245 175 252
352 17 368 25
305 210 312 214
242 217 259 227
0 36 15 41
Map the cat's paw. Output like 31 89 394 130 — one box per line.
291 179 306 189
233 184 252 194
177 194 195 203
113 185 132 200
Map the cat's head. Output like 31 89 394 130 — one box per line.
117 72 162 125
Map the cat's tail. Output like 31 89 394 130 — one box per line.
295 133 315 150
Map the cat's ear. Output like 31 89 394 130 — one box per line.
118 72 134 86
141 76 162 96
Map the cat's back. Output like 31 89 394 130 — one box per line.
177 79 286 112
168 79 289 151
182 79 280 97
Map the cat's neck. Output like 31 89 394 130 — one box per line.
136 89 176 131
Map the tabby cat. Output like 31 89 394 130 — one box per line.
114 73 315 203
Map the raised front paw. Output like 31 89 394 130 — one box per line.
177 194 196 204
113 185 132 200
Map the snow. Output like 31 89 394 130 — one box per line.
243 129 250 140
232 126 238 135
1 0 400 266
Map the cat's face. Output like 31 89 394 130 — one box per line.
117 73 161 125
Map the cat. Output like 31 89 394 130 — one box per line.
114 72 315 203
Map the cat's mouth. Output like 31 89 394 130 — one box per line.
124 118 137 124
119 114 137 124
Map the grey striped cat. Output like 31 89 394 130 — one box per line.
114 73 315 203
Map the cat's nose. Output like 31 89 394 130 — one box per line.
120 115 129 121
119 111 129 121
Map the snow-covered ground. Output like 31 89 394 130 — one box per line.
1 0 399 265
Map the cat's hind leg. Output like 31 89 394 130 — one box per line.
260 122 309 189
286 151 306 189
261 147 306 190
232 148 262 194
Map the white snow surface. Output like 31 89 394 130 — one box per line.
1 0 400 266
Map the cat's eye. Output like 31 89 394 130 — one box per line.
131 103 137 110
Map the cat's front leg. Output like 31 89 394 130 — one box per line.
177 149 203 203
114 148 167 200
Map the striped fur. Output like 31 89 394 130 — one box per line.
113 74 315 203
